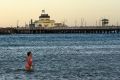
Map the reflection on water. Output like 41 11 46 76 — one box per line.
0 34 120 80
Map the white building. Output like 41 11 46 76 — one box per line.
34 10 55 28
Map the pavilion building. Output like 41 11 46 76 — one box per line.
34 10 55 28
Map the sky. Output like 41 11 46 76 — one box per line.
0 0 120 27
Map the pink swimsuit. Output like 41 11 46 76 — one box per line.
25 56 32 70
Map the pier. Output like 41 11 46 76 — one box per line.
0 26 120 34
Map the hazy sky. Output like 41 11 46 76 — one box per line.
0 0 120 27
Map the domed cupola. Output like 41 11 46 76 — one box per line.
39 10 50 19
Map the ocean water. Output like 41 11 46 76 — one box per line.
0 34 120 80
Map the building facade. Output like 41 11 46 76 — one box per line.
34 10 55 28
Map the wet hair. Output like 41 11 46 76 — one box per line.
27 51 32 56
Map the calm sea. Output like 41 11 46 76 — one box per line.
0 34 120 80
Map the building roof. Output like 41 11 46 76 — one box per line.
102 19 109 21
39 14 50 18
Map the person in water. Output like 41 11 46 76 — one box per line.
25 51 33 71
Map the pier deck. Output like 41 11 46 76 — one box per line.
0 26 120 34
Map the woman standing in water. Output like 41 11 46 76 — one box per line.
25 51 33 71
